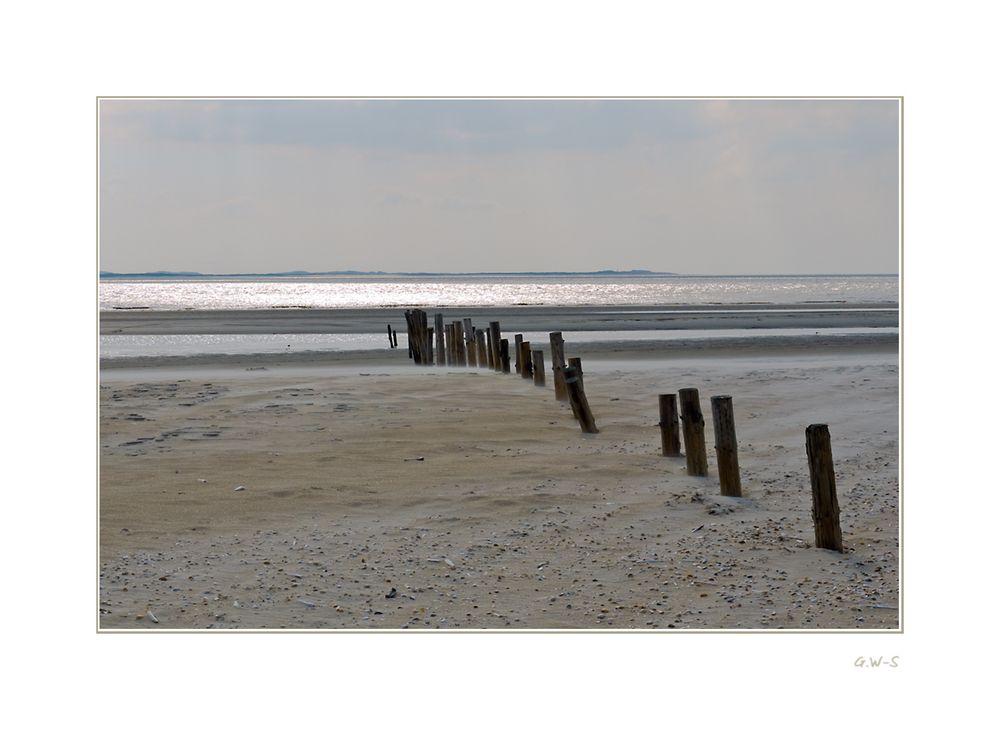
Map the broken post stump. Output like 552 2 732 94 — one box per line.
549 331 568 401
500 339 511 373
678 387 708 476
563 365 598 433
532 350 546 387
711 395 742 497
514 334 524 374
806 424 844 552
658 394 681 457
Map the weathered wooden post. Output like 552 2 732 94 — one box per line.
658 394 681 456
486 327 496 369
806 424 844 552
678 388 708 476
392 329 398 349
467 327 479 367
443 322 453 365
532 350 546 387
520 341 533 379
549 332 568 401
500 339 511 373
404 310 415 362
453 321 466 366
387 324 394 348
425 326 433 366
563 365 598 433
711 396 742 497
463 319 475 367
568 357 583 391
489 321 502 372
435 313 446 366
514 334 524 374
476 330 489 369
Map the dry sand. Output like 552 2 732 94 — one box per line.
98 336 899 631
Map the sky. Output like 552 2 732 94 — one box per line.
99 98 899 275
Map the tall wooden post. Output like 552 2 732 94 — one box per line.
486 327 496 369
563 365 598 433
520 341 533 379
806 424 844 552
549 332 568 401
678 388 708 476
489 321 502 372
392 329 398 349
532 350 546 387
387 324 394 348
658 394 681 456
425 326 433 366
500 339 511 373
463 319 475 367
435 313 446 366
711 396 742 497
453 321 466 366
514 334 524 374
476 330 489 369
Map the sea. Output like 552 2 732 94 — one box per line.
99 274 899 360
99 274 898 311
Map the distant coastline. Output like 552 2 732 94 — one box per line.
99 269 674 279
98 270 897 279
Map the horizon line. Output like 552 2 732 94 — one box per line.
99 269 898 278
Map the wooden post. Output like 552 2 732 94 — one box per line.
549 332 568 401
476 330 489 369
467 327 479 367
711 396 742 497
514 334 524 374
463 319 475 367
658 394 681 457
387 324 394 348
532 350 546 387
678 388 708 476
392 329 398 349
520 341 533 379
568 357 583 391
489 321 502 372
563 365 598 433
453 321 466 366
404 310 415 362
435 313 445 366
425 326 433 366
500 339 511 373
486 327 496 369
806 424 844 552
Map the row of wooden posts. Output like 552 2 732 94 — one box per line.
398 309 843 553
402 309 599 434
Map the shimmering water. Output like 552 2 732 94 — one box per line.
99 274 898 311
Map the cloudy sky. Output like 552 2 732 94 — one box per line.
99 99 899 274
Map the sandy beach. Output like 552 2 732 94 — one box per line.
98 308 899 630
